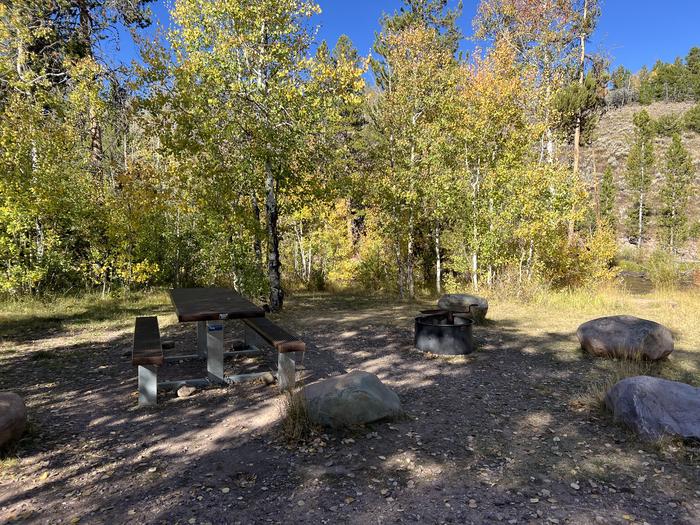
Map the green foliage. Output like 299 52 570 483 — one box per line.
599 165 617 229
553 72 605 145
658 135 695 252
611 66 631 89
623 48 700 106
653 113 685 137
646 250 684 290
625 110 656 248
684 104 700 133
2 0 696 302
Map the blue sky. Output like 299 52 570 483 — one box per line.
108 0 700 76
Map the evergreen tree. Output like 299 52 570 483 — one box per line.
637 66 654 105
685 103 700 133
625 110 655 250
611 66 631 89
372 0 462 90
599 165 617 229
659 135 696 253
553 71 605 149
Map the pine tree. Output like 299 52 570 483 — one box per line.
659 135 695 253
372 0 462 89
599 165 617 229
625 110 655 250
611 66 632 89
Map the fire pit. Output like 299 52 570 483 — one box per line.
414 310 474 355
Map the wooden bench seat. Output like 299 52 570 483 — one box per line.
242 317 306 353
132 316 164 366
242 317 305 390
132 316 163 406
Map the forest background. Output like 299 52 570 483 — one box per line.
2 0 699 310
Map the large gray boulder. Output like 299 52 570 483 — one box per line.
0 392 27 449
437 294 488 324
303 371 403 428
605 376 700 441
577 315 673 361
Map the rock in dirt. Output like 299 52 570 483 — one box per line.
0 392 27 448
437 294 488 324
576 315 673 361
177 386 197 398
303 371 403 428
605 376 700 441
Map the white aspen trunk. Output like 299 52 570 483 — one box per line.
471 163 481 291
435 224 442 294
251 193 263 271
407 217 415 299
546 127 554 164
307 246 312 283
396 242 405 298
518 247 526 284
35 218 44 261
572 0 588 176
293 236 299 276
638 191 644 251
295 222 306 281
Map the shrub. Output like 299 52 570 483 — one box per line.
647 249 683 289
279 390 315 443
653 114 684 136
684 104 700 133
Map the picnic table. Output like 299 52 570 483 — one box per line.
169 287 265 384
131 287 305 406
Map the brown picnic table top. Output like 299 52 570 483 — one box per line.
169 287 265 323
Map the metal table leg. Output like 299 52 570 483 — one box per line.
206 320 225 383
197 320 207 358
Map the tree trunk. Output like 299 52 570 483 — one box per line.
78 0 104 185
265 159 283 310
294 222 306 282
251 193 263 270
472 252 478 290
434 223 442 294
572 0 588 176
396 242 405 298
407 214 415 299
637 191 644 251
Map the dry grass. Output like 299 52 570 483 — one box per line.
572 356 656 411
486 284 700 418
279 389 315 444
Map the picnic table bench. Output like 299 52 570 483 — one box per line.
243 317 305 391
131 288 305 407
132 316 165 406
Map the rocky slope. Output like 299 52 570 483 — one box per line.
580 101 700 258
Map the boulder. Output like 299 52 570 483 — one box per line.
437 294 488 324
577 315 673 361
303 371 403 429
0 392 27 449
605 376 700 441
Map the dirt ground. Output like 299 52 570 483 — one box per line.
1 292 699 525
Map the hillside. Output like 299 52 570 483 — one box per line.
580 101 700 258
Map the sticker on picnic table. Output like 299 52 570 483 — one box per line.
208 323 224 331
218 314 229 320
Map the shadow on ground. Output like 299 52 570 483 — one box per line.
0 293 698 524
